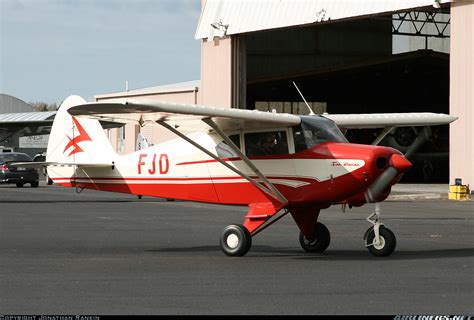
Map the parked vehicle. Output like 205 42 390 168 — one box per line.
0 146 14 153
0 152 39 187
33 152 53 185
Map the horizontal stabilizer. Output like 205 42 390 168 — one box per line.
11 162 114 169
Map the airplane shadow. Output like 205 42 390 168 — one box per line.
293 247 474 261
146 246 474 261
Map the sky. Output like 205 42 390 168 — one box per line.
0 0 202 105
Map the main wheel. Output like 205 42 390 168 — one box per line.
220 224 252 257
299 222 331 253
365 226 396 257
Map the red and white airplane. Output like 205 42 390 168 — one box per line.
15 95 457 257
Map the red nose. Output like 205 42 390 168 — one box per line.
389 154 412 172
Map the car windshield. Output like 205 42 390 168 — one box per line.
0 153 32 164
293 116 348 153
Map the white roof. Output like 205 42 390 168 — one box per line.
196 0 451 39
0 93 36 113
0 111 56 123
95 80 200 100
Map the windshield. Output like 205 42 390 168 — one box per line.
0 153 32 164
293 116 348 153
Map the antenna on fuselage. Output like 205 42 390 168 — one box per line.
292 81 315 116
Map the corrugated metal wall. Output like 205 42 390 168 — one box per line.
244 19 392 82
0 94 36 113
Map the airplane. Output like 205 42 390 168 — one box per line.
13 95 457 257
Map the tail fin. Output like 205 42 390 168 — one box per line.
46 95 117 164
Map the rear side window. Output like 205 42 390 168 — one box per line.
244 131 289 156
0 153 32 164
216 134 241 158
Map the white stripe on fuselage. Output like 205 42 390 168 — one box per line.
49 132 365 189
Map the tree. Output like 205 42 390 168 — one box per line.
30 102 58 111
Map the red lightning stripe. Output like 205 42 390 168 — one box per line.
64 117 92 156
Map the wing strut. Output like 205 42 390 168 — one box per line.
371 126 395 146
202 117 288 204
157 120 287 205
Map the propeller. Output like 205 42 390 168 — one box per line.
365 166 398 203
404 127 431 159
365 126 433 203
365 153 412 203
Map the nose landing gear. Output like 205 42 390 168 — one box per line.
364 203 396 257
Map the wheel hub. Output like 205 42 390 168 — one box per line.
373 236 386 250
226 234 239 249
304 237 318 246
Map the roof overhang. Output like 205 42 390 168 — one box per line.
0 111 56 123
196 0 452 40
95 80 200 101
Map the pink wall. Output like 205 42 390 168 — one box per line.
200 37 233 107
450 0 474 189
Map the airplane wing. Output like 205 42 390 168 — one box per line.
323 112 457 146
69 99 456 130
324 113 457 129
68 99 301 131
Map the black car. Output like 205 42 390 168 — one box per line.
0 152 39 187
33 152 53 185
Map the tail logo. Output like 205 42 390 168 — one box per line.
64 117 92 156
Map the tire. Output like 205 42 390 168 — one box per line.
31 181 39 188
220 224 252 257
16 183 24 188
299 222 331 253
366 226 396 257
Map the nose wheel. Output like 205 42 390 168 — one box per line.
365 225 396 257
364 203 397 257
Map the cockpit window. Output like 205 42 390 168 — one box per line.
245 131 289 156
293 116 348 153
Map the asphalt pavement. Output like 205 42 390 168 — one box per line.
0 183 473 315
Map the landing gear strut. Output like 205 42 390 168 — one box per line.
364 203 396 257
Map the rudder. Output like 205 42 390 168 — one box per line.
46 95 116 165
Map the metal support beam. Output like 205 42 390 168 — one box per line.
371 126 395 146
376 11 450 39
202 117 288 204
157 120 285 204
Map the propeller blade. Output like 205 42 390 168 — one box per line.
365 167 398 203
365 154 412 203
404 127 431 159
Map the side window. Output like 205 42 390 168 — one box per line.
216 134 241 158
293 126 308 153
244 131 289 156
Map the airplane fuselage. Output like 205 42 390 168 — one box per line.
50 131 404 208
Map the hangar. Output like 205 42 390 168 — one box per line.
0 94 56 157
96 0 472 187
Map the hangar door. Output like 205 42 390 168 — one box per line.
238 13 450 183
